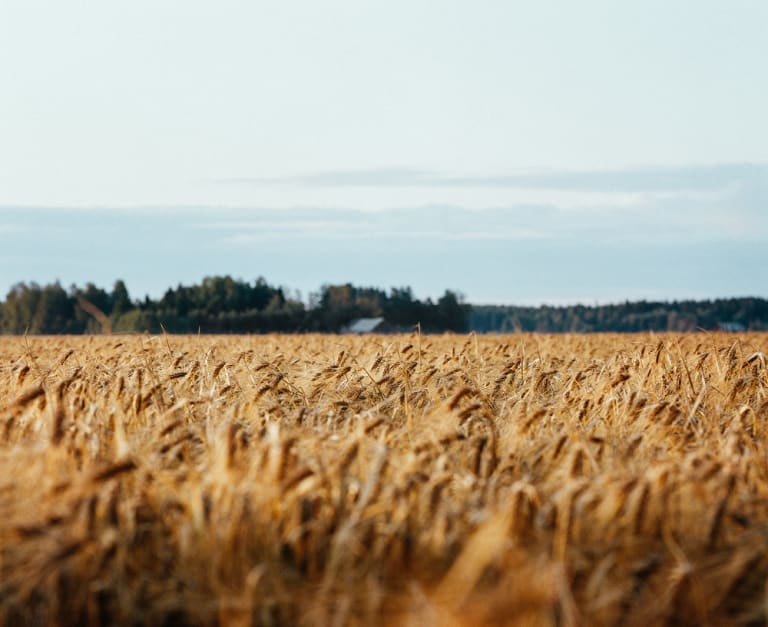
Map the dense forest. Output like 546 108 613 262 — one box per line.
0 277 469 334
0 277 766 335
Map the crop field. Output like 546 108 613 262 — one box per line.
1 333 768 626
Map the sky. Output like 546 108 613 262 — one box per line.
0 1 766 304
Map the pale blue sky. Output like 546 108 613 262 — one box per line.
0 1 766 303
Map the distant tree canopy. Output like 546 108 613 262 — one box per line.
311 284 468 333
2 277 766 335
1 280 128 335
0 277 470 335
470 299 768 333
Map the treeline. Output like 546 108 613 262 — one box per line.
470 299 768 333
2 277 766 335
0 277 470 335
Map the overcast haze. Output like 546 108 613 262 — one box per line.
1 1 766 303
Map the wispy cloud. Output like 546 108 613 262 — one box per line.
184 197 766 247
223 162 767 194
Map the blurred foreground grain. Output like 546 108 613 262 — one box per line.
1 333 767 626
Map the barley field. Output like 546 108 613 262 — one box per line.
1 333 767 626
